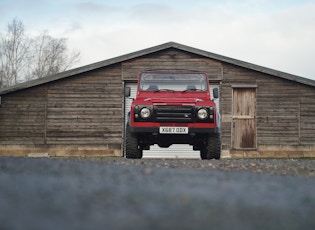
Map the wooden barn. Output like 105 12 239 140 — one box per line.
0 42 314 158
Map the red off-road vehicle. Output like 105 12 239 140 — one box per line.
125 70 221 159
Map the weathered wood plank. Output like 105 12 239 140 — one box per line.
122 49 223 81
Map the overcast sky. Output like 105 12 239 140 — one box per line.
1 0 315 80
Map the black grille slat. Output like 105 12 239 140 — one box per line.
156 117 191 122
154 106 194 122
157 112 192 117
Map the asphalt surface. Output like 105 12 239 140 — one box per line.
1 157 315 230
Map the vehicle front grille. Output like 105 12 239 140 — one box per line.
153 105 194 122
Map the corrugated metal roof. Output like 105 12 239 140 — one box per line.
1 41 314 95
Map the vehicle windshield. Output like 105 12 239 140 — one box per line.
140 73 208 91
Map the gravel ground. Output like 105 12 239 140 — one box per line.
0 157 315 230
107 158 315 177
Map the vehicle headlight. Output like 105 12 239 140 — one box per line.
140 107 151 119
197 108 208 120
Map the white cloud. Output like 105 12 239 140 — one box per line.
1 0 315 80
65 2 314 80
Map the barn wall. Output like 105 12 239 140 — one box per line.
46 65 123 146
0 47 314 158
0 87 46 146
300 85 315 146
221 63 315 157
0 64 123 157
256 74 299 146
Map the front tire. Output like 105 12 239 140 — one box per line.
125 128 143 159
200 133 221 160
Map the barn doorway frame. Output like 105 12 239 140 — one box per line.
123 81 221 158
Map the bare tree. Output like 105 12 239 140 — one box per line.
0 18 30 87
27 31 80 80
0 18 81 88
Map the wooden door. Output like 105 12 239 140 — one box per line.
232 88 256 149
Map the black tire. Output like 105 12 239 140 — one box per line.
125 128 143 159
200 148 207 160
200 133 221 160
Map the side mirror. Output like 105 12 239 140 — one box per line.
124 87 131 97
213 88 219 99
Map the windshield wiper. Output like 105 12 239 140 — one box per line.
154 89 175 92
182 89 203 92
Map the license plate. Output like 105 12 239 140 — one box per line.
159 127 188 134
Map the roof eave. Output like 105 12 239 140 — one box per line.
0 42 176 95
171 42 315 87
1 42 314 95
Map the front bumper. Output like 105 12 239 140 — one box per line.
128 126 219 134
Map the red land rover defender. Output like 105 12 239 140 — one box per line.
125 70 221 159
